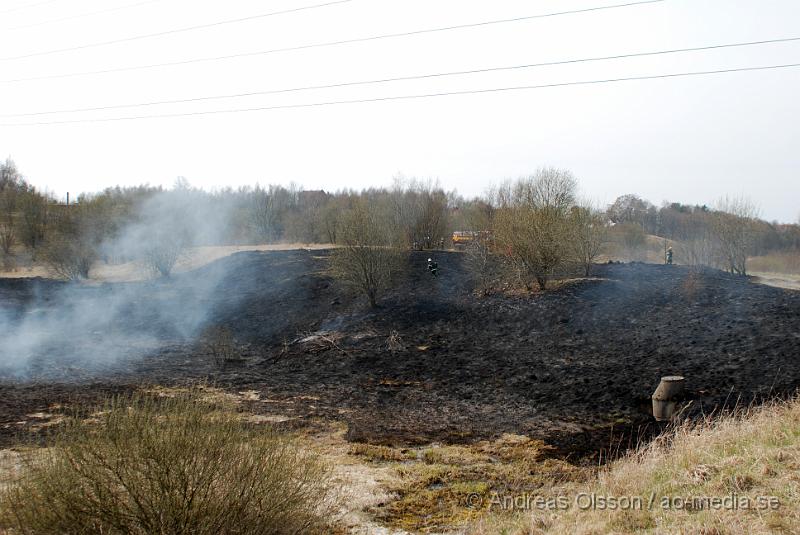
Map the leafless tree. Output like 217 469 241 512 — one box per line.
453 198 494 233
143 230 188 277
329 198 405 307
389 178 450 248
0 159 21 263
607 194 659 234
570 204 608 276
18 190 49 250
0 187 17 257
42 236 96 280
464 235 501 295
41 205 98 280
493 168 578 290
710 196 759 275
250 184 297 242
286 190 328 243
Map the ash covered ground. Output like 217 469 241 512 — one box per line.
2 249 799 458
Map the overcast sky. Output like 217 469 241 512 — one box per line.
0 0 798 221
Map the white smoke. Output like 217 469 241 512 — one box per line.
0 189 240 379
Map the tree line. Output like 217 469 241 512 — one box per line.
1 158 797 306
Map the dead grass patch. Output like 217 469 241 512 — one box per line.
353 436 587 533
468 398 800 534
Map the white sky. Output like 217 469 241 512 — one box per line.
0 0 798 222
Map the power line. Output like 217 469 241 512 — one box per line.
0 0 665 79
0 0 59 15
3 62 797 126
4 36 798 118
2 0 163 32
0 0 354 61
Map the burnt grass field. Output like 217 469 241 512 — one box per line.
2 249 799 460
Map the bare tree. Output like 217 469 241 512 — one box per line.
286 190 328 243
607 194 659 234
711 196 759 275
329 198 404 307
389 178 450 248
0 158 19 190
0 159 21 265
464 235 501 295
42 236 96 280
0 187 17 258
570 204 608 276
250 184 297 243
143 230 188 277
18 189 49 250
42 205 98 280
493 168 577 290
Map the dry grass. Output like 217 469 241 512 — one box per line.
468 398 800 535
0 243 337 281
749 251 800 275
344 435 585 533
0 389 338 535
601 231 675 264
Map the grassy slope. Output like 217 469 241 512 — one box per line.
469 398 800 535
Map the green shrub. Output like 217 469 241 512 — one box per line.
0 390 337 534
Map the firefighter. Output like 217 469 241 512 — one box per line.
666 246 673 265
427 258 438 277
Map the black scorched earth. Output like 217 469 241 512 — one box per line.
1 249 799 458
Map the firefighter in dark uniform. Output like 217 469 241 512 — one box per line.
427 258 438 277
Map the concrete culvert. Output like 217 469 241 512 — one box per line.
652 375 685 422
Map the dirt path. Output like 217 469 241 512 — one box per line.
751 271 800 291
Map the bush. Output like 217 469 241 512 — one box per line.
142 229 187 277
200 325 243 366
0 390 337 535
41 235 97 280
464 237 502 295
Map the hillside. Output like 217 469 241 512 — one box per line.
2 249 799 460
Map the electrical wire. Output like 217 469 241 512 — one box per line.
2 0 164 32
3 36 797 118
0 0 354 61
0 0 59 16
0 0 665 79
3 62 797 126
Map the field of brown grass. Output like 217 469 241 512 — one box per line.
0 243 337 282
469 398 800 535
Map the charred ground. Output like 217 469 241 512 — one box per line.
1 249 799 459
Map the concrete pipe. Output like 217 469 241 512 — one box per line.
652 375 685 422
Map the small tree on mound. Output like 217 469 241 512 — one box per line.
330 197 405 307
493 168 577 290
0 390 337 535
